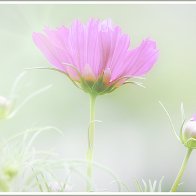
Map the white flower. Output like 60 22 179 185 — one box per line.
0 96 11 119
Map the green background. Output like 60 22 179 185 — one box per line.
0 3 196 192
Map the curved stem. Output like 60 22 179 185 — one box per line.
86 94 96 192
170 148 192 192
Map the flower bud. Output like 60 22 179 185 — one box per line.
3 164 18 180
0 178 9 192
0 96 11 119
182 114 196 148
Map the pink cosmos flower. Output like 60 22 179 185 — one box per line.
32 19 159 95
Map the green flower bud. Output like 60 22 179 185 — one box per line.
0 178 9 192
3 165 18 180
0 96 11 119
182 114 196 148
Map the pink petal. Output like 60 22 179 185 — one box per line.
86 19 102 77
126 39 159 76
43 26 69 50
107 33 130 80
103 67 111 84
32 32 67 72
191 114 196 121
68 20 85 72
82 64 96 81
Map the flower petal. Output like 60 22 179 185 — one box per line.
32 32 67 72
86 19 102 77
126 39 159 76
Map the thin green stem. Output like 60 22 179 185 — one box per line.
86 94 96 192
170 148 192 192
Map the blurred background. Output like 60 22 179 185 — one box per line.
0 3 196 192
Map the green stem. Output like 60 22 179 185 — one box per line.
170 148 192 192
86 94 96 192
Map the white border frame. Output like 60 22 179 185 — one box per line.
0 1 195 195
